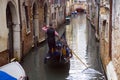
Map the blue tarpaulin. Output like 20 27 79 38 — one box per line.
0 71 17 80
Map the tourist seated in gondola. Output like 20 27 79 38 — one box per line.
52 39 72 63
62 44 73 63
53 40 62 59
58 38 73 62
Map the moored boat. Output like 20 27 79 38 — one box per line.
0 61 28 80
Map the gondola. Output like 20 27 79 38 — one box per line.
44 39 72 65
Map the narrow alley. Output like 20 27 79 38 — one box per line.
21 13 106 80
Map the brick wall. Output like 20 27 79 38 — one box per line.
0 50 9 66
20 0 34 55
38 7 45 42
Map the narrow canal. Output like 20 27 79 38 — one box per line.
21 13 106 80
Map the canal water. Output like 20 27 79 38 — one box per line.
21 14 106 80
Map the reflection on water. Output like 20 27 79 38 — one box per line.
65 14 105 80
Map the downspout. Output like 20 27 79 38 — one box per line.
109 0 112 59
18 0 23 60
97 0 100 40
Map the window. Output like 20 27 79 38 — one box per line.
52 13 54 19
25 6 30 33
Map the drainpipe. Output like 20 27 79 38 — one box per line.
109 0 112 59
18 0 23 60
97 0 100 40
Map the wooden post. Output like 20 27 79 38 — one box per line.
109 0 112 60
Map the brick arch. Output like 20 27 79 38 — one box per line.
6 1 19 24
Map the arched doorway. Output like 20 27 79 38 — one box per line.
6 3 13 60
6 2 21 61
33 3 39 47
44 3 48 24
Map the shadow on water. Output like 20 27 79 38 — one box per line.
44 62 70 80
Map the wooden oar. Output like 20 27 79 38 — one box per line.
71 49 89 68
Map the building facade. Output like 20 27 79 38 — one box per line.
0 0 20 66
87 0 100 40
0 0 66 66
66 0 74 16
19 0 46 56
99 0 120 79
87 0 120 79
110 0 120 79
50 0 66 28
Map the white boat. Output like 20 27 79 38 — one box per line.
0 61 28 80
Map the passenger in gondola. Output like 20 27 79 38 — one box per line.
62 45 72 63
54 38 73 63
54 40 63 60
61 38 73 63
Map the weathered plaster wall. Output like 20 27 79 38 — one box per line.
112 0 120 79
0 0 20 65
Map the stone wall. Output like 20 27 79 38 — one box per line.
112 29 120 79
0 0 21 65
112 0 120 79
99 0 120 79
99 7 110 70
87 0 120 79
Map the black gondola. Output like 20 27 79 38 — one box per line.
44 38 72 65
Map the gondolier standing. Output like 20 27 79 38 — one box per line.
42 23 60 55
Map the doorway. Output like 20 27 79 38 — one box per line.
6 3 14 60
6 1 21 61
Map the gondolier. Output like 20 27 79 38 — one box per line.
42 23 60 55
